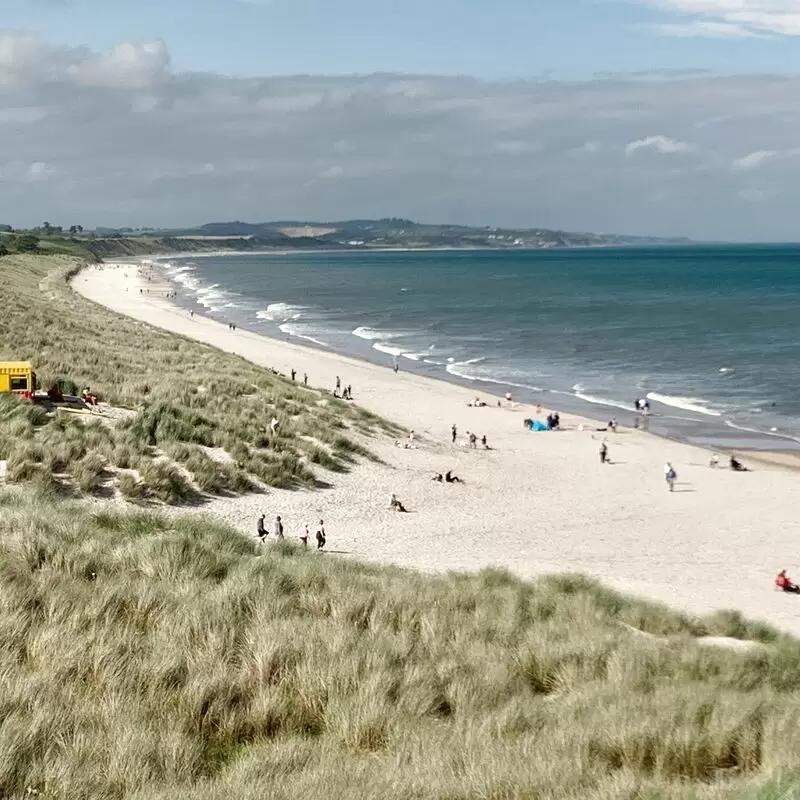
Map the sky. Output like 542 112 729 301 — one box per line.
1 0 800 239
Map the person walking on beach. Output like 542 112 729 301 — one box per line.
256 514 267 542
316 520 326 551
451 424 457 444
300 524 309 549
664 462 677 492
274 515 284 540
393 361 399 374
270 416 280 435
600 442 608 464
336 376 341 391
469 432 477 449
303 373 308 386
291 369 296 381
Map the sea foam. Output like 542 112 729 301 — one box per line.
646 392 722 417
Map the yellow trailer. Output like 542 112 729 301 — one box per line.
0 361 36 399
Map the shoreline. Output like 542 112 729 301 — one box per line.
121 258 643 437
72 261 800 637
152 251 800 456
89 257 800 471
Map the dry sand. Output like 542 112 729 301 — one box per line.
74 263 800 635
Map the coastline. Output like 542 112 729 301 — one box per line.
151 250 800 455
72 261 800 636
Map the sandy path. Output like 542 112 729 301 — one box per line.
73 263 800 635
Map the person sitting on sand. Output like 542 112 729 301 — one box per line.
776 570 800 594
390 493 409 512
445 470 462 484
432 473 443 482
709 453 720 468
47 383 64 403
730 454 749 472
468 432 478 449
82 387 98 406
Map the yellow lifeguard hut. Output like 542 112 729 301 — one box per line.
0 361 36 399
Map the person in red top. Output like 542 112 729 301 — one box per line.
776 570 800 594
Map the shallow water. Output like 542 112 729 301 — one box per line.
161 244 800 450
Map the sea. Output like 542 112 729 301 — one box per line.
158 244 800 452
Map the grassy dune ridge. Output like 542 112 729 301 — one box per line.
1 488 800 800
0 255 398 501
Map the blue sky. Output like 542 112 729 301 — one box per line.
2 0 800 238
5 0 800 79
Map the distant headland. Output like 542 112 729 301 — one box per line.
0 218 690 262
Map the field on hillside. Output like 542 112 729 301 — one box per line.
1 488 799 800
0 256 398 502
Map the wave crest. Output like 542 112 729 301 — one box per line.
646 392 722 417
258 302 308 323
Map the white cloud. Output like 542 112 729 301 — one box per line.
2 30 800 239
648 1 800 37
0 31 169 88
653 20 765 37
67 40 169 88
625 135 696 156
318 165 344 178
732 150 776 170
0 159 54 183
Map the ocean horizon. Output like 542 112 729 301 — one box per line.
158 244 800 452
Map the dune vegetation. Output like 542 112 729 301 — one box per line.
0 487 799 800
0 255 398 502
2 254 800 798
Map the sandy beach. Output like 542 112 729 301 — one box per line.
74 262 800 635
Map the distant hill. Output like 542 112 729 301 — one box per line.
0 219 689 262
152 219 690 251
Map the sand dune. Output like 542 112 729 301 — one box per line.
74 263 800 635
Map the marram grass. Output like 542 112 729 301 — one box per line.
0 488 800 799
0 255 399 502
